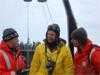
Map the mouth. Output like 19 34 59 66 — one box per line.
48 39 53 43
48 40 52 43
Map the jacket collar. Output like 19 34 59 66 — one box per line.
0 40 18 53
75 39 92 60
77 39 92 54
43 38 67 52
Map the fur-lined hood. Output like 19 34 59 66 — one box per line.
43 38 67 52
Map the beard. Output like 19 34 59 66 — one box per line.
47 39 57 46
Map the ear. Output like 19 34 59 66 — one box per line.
45 31 48 37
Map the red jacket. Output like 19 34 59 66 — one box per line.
74 39 100 75
0 40 26 75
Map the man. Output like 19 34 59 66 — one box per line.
71 27 100 75
29 24 74 75
0 28 27 75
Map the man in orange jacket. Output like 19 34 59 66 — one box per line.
0 28 27 75
71 27 100 75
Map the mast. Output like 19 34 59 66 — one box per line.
63 0 77 60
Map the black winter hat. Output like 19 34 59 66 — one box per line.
2 28 19 42
71 27 87 42
46 24 60 37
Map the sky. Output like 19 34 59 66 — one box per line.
0 0 100 51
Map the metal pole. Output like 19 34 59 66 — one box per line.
63 0 77 60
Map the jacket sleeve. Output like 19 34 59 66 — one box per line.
0 53 17 75
91 48 100 74
63 46 74 75
29 46 41 75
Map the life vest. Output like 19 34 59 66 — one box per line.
74 44 100 75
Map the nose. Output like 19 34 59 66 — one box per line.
71 39 73 43
18 39 19 42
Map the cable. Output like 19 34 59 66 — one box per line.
42 3 48 25
41 2 54 25
46 2 53 24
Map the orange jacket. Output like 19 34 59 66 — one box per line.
0 40 26 75
74 39 100 75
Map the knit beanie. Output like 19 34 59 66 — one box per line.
71 27 87 42
2 28 19 42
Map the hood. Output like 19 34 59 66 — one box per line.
59 38 67 46
0 40 17 53
0 40 10 51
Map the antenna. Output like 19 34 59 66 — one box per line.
23 0 31 45
27 3 30 45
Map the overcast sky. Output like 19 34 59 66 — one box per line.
0 0 100 48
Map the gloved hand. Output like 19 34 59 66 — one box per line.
16 69 22 75
16 69 27 75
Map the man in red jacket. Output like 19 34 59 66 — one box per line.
71 27 100 75
0 28 27 75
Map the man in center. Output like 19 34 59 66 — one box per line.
29 24 74 75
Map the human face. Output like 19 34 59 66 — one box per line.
47 30 56 43
10 37 19 48
71 38 80 47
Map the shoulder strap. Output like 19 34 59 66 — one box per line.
88 46 93 67
88 44 100 67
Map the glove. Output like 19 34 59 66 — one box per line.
16 69 21 74
16 69 30 75
16 69 27 75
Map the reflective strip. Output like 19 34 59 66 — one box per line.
89 49 95 60
11 71 15 75
0 50 11 69
44 48 51 54
47 50 51 54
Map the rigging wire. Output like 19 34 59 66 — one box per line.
46 2 53 24
42 3 48 25
41 2 54 25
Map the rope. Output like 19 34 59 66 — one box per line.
41 2 54 25
46 2 53 24
42 3 48 25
